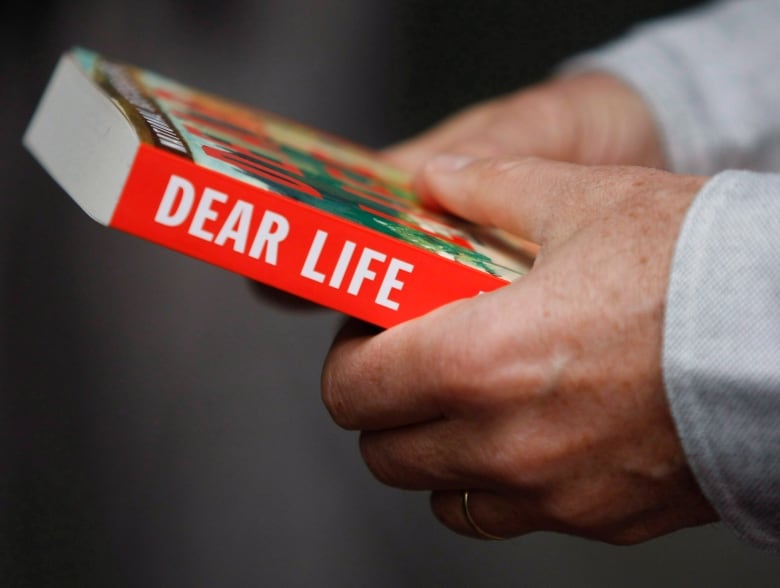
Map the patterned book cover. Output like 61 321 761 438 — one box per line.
25 47 536 327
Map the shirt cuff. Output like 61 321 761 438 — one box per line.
663 170 780 552
561 31 719 176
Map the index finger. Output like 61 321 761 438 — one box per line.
321 317 445 431
321 292 501 431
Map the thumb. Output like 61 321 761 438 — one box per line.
416 154 617 245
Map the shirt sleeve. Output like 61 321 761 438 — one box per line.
665 170 780 552
563 0 780 175
563 0 780 551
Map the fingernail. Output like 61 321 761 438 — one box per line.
429 153 476 173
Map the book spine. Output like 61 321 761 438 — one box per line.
110 145 508 328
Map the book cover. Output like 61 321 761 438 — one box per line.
24 47 535 328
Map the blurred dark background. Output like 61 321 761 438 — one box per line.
3 0 779 586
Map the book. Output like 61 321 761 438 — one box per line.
24 47 535 328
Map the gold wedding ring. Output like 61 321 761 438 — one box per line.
462 490 507 541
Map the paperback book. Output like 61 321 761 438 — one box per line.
24 47 535 327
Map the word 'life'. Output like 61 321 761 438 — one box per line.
153 174 415 311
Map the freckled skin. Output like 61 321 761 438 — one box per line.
322 159 716 543
321 73 719 543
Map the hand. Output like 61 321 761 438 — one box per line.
255 72 657 309
321 155 718 544
385 72 666 173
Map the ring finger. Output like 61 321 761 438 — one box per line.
430 489 542 540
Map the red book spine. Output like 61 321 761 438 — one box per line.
110 144 506 328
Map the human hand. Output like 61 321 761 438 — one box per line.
385 72 666 174
254 72 658 309
321 156 718 544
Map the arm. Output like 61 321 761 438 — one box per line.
566 0 780 551
389 1 780 177
322 0 780 551
565 0 780 175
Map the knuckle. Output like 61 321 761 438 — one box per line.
476 156 542 221
429 491 464 533
320 357 359 429
544 492 598 529
509 85 570 125
359 434 399 487
473 439 525 487
485 446 556 491
468 425 550 490
480 155 538 179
